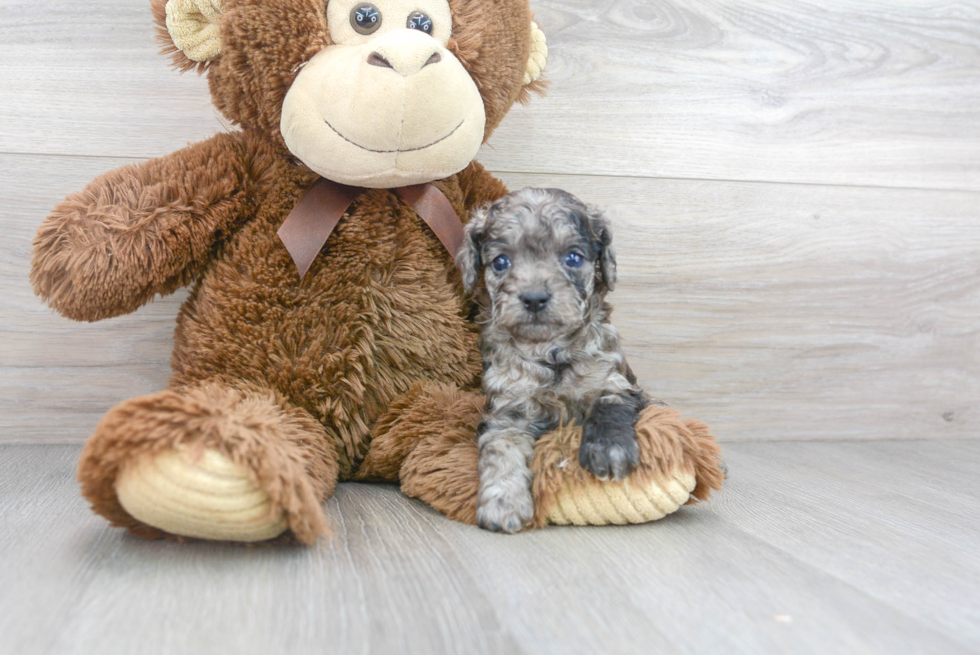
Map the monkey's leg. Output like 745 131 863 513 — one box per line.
361 382 537 533
354 381 484 523
356 381 540 532
78 380 337 544
358 385 726 530
533 404 725 526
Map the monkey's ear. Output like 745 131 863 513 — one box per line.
517 21 549 103
457 205 489 294
152 0 224 73
523 22 548 86
588 207 617 293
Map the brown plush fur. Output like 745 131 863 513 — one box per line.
364 383 486 524
30 132 272 322
166 153 488 479
46 136 503 538
355 381 482 484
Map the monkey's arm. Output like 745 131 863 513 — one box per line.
31 131 269 322
456 160 510 213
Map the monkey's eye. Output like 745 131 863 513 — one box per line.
491 255 511 273
406 10 433 34
563 252 585 269
351 4 382 34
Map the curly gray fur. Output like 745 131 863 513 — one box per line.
458 188 657 533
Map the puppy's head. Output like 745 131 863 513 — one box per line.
457 187 616 343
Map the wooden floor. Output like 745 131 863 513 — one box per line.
1 440 978 655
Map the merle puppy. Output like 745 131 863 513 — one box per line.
458 187 653 533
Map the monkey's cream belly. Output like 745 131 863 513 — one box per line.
116 447 288 542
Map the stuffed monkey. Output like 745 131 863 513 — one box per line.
31 0 723 543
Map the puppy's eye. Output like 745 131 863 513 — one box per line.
563 252 584 269
351 4 382 34
406 11 433 34
491 255 511 273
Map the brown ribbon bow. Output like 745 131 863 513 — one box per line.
277 178 466 279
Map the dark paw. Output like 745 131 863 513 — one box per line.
578 435 640 481
580 393 644 481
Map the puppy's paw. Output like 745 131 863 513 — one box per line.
578 434 641 481
476 488 535 534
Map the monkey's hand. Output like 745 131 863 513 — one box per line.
31 131 265 322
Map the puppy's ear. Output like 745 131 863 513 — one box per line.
587 207 617 293
457 204 489 294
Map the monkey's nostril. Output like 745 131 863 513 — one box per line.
367 52 393 68
423 52 441 68
520 291 551 313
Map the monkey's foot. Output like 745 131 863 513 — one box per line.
116 447 288 542
543 469 696 525
531 404 725 527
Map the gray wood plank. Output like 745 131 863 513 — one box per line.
485 0 980 190
713 440 980 649
402 489 971 655
0 445 521 655
495 172 980 442
1 0 978 189
0 1 222 158
1 441 976 655
5 156 978 442
0 446 124 655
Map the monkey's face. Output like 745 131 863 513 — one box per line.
280 0 485 187
154 0 545 188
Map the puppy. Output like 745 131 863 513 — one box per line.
458 188 654 533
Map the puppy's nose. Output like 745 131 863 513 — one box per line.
520 291 552 313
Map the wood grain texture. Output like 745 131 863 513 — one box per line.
712 439 980 647
487 0 980 190
494 173 980 441
0 1 222 158
4 156 977 442
1 441 978 654
1 1 978 442
1 0 978 189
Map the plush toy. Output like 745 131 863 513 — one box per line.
30 0 724 543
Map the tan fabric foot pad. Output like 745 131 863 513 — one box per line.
116 447 288 542
544 470 696 525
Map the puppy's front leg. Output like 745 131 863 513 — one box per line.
579 393 644 481
476 423 536 534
